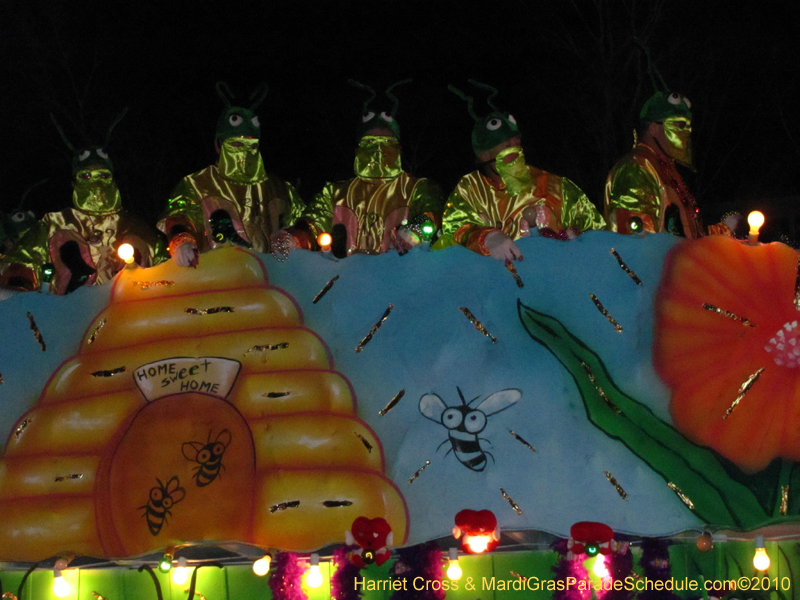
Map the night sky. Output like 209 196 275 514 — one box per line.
2 0 800 241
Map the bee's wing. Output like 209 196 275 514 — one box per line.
419 393 448 423
217 428 232 447
473 389 521 416
182 441 203 461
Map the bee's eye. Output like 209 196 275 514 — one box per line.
486 118 502 131
212 442 225 455
78 150 91 161
464 410 487 433
507 114 517 125
197 449 211 463
229 114 244 126
97 148 108 159
150 488 163 502
442 407 463 429
380 111 394 122
362 111 376 123
11 211 26 223
162 497 173 508
251 116 260 127
668 93 682 105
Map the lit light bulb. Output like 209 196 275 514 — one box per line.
753 536 770 571
592 555 609 578
317 232 332 251
305 553 323 588
53 570 70 598
465 535 490 554
748 211 765 243
446 548 462 581
159 553 173 573
171 557 188 585
117 243 135 264
252 554 272 576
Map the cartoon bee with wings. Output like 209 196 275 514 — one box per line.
419 388 520 471
140 476 185 536
182 429 231 487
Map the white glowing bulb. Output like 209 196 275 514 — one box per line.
171 558 188 585
306 565 323 588
592 555 609 578
117 243 135 264
317 232 332 249
753 536 770 571
465 535 490 554
748 211 765 230
306 553 323 588
252 554 272 576
446 560 462 581
53 571 70 598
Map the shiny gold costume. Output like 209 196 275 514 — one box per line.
440 166 605 254
1 208 167 294
604 142 704 238
159 164 304 253
303 173 441 255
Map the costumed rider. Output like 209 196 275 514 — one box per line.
605 43 734 237
301 79 443 257
0 180 41 256
158 82 305 267
436 80 605 261
0 111 168 296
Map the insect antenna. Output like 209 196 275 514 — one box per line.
456 387 467 406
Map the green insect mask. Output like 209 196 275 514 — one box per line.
354 135 402 179
349 79 410 141
494 146 531 195
214 82 267 142
51 109 126 213
636 38 694 167
449 80 520 156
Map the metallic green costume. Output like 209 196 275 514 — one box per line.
302 80 442 256
440 160 606 253
1 163 167 294
158 83 304 254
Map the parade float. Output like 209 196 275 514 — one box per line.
1 228 798 598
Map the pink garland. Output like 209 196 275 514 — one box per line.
269 552 308 600
332 545 363 600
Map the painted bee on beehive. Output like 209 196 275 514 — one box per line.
140 476 185 536
182 429 231 487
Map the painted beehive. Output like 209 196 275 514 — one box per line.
0 246 408 561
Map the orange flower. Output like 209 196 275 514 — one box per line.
655 236 800 473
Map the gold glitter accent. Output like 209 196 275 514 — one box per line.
14 418 31 439
91 366 127 377
322 500 353 507
132 280 174 290
610 248 642 285
185 306 234 315
27 312 46 351
356 304 394 352
781 485 789 515
723 367 765 419
509 430 536 452
408 460 431 483
500 488 522 515
581 362 622 414
54 473 84 482
379 389 405 416
667 482 695 510
459 307 497 343
795 255 800 310
589 295 623 333
92 593 107 600
604 471 628 500
3 592 19 600
509 571 527 582
505 260 524 288
86 318 107 344
354 432 373 452
702 303 755 327
313 275 340 304
269 500 300 513
244 343 289 361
